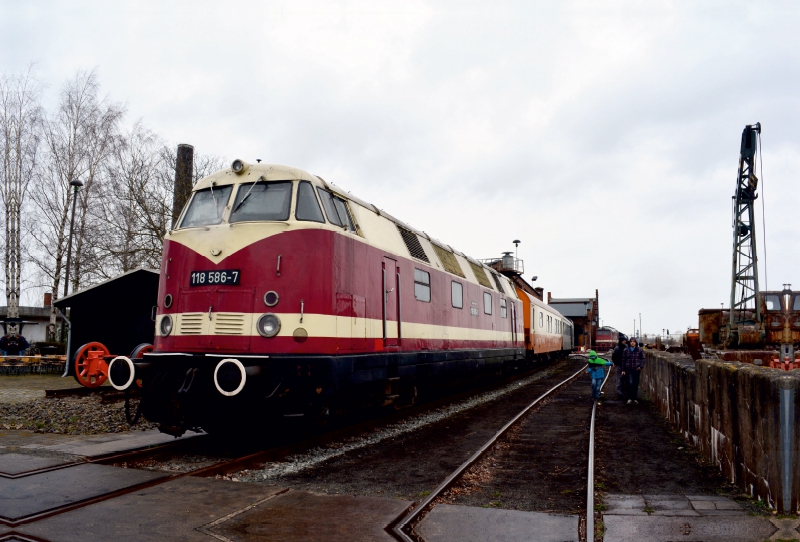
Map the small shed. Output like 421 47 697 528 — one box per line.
54 268 160 374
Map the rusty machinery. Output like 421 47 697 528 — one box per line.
698 123 799 369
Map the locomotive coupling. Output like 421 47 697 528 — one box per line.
213 358 262 397
108 356 151 391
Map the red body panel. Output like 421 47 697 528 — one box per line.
155 229 523 355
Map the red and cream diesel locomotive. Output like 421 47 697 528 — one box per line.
107 161 573 435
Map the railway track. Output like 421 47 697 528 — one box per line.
2 358 574 532
389 354 611 542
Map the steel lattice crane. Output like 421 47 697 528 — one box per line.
728 122 761 345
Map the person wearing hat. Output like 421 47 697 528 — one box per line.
587 350 612 404
611 335 628 400
620 337 645 404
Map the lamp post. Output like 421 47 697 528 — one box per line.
63 179 84 298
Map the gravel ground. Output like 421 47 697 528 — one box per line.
446 372 592 514
235 358 585 501
0 394 156 434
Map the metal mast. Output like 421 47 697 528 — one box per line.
2 108 23 335
729 122 761 336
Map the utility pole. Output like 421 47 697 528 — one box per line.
63 179 84 298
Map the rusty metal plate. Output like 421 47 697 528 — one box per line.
17 477 282 542
209 489 411 542
0 454 73 476
0 464 166 521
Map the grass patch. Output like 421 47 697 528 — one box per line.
418 490 430 497
560 489 574 495
643 506 654 515
491 491 502 498
594 481 606 490
594 504 607 512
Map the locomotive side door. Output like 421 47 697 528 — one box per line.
383 257 399 347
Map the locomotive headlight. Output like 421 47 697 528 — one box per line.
257 313 281 338
159 315 173 337
231 159 246 174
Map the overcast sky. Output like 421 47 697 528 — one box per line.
3 1 799 337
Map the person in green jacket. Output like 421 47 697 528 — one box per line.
587 350 612 403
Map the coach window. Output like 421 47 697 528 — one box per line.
295 181 325 223
451 281 463 309
230 180 292 223
483 292 492 315
317 188 356 232
500 299 507 318
180 185 233 228
794 296 800 311
414 269 431 302
539 311 544 329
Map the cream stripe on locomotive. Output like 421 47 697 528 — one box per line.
161 312 515 342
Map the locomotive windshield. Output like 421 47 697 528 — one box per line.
180 185 233 228
229 181 292 223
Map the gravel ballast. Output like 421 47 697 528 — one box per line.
0 395 156 434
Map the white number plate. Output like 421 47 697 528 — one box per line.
190 270 240 286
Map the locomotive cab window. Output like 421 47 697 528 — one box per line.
295 181 325 223
483 292 492 315
500 298 507 318
318 188 356 232
794 296 800 311
180 185 233 228
414 268 431 302
451 281 463 309
229 180 292 223
765 294 782 311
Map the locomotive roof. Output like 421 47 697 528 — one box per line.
191 161 514 291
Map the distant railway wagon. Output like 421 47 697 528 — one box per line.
105 161 574 436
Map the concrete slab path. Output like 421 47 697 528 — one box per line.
417 504 579 542
602 493 776 542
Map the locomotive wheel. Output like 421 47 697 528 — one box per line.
74 342 110 388
129 343 152 389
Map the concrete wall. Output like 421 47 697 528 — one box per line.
641 350 800 513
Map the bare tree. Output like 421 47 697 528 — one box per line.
93 129 226 277
29 69 124 337
0 68 42 334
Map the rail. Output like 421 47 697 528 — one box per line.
586 365 612 542
389 362 587 541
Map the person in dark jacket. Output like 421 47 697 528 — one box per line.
587 350 613 404
611 336 628 399
0 333 30 356
620 337 645 404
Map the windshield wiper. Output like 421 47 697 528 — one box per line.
232 176 264 214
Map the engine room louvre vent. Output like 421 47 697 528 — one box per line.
213 313 246 335
396 226 430 263
179 313 203 335
468 261 493 289
492 273 506 294
431 244 466 278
